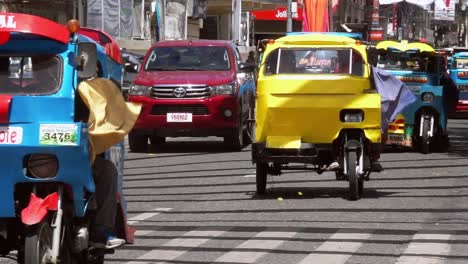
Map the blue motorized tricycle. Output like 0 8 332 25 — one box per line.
0 13 134 263
447 47 468 114
375 40 457 154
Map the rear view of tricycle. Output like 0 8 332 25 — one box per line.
252 33 382 200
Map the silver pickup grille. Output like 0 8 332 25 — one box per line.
150 85 211 98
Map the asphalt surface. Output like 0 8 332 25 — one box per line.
2 119 468 263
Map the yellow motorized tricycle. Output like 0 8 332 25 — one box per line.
252 33 382 200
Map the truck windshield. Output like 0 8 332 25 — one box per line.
264 48 364 76
145 46 231 71
377 52 428 72
0 55 61 95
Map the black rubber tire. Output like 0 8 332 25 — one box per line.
347 151 360 201
128 132 148 152
24 221 53 264
243 106 254 146
224 114 244 151
421 118 431 154
256 162 268 195
150 135 166 145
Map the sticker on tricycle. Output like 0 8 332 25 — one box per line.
39 124 78 146
0 126 23 144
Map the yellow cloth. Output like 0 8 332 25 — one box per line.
77 78 141 161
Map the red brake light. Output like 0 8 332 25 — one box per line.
267 39 275 45
395 119 405 124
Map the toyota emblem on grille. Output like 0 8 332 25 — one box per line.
173 87 187 98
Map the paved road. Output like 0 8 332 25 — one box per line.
3 119 468 263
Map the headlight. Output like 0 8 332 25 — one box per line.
129 84 151 96
421 92 434 102
340 110 364 123
211 83 236 95
27 154 59 179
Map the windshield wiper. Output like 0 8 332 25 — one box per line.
146 67 177 71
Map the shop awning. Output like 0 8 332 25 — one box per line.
207 0 283 14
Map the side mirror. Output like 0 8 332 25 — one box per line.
239 62 256 72
77 42 98 79
125 63 139 73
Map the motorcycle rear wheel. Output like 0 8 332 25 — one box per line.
24 221 53 264
420 117 431 154
347 151 362 201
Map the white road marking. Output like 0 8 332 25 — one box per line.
128 229 227 264
297 232 371 264
395 233 452 264
127 208 172 225
214 231 297 263
134 230 155 236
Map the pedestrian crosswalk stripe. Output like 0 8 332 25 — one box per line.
297 232 372 264
127 229 227 263
395 233 452 264
134 230 154 236
127 208 172 225
214 231 297 263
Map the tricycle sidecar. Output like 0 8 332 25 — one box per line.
252 33 382 200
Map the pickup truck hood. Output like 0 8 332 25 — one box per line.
134 70 235 86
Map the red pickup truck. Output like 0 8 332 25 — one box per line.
127 40 256 151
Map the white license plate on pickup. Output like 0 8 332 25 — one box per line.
167 113 192 122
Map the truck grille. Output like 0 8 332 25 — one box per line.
151 105 209 115
457 84 468 91
150 85 211 98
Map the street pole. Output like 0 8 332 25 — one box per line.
287 0 292 32
329 0 333 32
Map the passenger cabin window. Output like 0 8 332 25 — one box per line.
0 55 61 95
377 51 429 72
455 58 468 69
145 46 231 71
264 48 364 76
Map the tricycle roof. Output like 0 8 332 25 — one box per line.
376 40 435 53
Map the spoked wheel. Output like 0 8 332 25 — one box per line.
420 117 431 154
256 162 268 195
24 221 53 264
346 151 362 201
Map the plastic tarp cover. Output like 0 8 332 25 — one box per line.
372 66 417 131
87 0 135 38
78 78 141 161
302 0 329 32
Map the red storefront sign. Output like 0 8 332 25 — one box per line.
370 30 384 41
251 7 303 21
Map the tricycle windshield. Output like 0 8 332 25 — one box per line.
377 51 428 72
145 46 231 71
453 57 468 69
264 48 364 76
0 55 61 95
